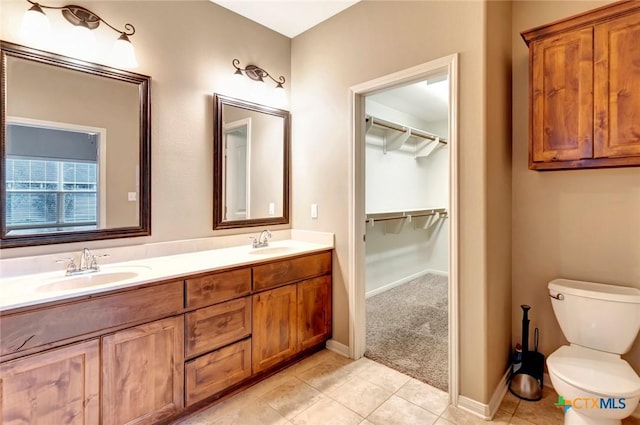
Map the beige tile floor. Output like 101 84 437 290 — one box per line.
175 350 640 425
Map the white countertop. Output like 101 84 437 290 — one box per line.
0 239 333 312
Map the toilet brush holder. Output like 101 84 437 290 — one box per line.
509 350 544 401
510 307 544 401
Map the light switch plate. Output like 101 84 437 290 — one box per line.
127 192 137 201
311 203 318 219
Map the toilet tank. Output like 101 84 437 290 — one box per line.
548 279 640 354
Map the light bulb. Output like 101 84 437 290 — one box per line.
111 34 138 68
273 86 287 108
20 4 50 45
68 24 96 61
253 80 267 99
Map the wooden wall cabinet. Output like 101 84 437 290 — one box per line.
522 1 640 170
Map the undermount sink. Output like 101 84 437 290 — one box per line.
249 246 297 255
35 270 141 292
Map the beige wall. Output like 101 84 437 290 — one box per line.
0 0 291 258
291 0 512 403
485 0 513 399
512 0 640 372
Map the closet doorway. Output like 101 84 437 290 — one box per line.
348 54 459 401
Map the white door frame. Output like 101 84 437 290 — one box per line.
347 53 459 403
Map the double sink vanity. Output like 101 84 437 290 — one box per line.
0 238 333 425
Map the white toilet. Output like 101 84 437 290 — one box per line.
547 278 640 425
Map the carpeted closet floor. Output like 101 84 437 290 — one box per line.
364 273 448 392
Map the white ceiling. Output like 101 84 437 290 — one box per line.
368 79 449 124
210 0 361 38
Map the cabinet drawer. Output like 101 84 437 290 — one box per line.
185 268 251 309
185 297 252 358
1 281 183 358
253 251 331 292
185 338 251 406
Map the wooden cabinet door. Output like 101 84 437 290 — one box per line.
102 316 184 425
594 13 640 159
0 339 99 425
252 285 297 373
297 276 332 352
530 27 593 166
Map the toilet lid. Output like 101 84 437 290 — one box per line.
547 345 640 398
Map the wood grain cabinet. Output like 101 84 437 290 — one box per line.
185 338 251 406
297 276 332 352
0 340 100 425
252 284 298 373
522 1 640 170
252 274 332 373
184 294 252 407
102 316 184 425
0 249 332 424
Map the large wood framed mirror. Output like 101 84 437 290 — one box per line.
0 41 151 248
213 94 289 230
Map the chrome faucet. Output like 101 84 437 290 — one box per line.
250 229 271 248
79 248 92 271
57 248 109 276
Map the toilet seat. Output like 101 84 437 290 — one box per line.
547 345 640 398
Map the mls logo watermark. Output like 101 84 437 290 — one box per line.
554 395 627 413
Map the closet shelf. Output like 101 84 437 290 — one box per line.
365 115 447 158
366 208 447 234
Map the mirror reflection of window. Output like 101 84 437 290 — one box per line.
5 120 106 235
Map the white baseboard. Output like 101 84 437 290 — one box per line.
365 269 448 298
457 367 510 420
426 268 449 277
325 339 350 358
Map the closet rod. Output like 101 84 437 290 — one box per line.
365 208 448 224
365 115 448 144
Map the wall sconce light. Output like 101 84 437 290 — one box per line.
232 59 285 89
20 0 138 68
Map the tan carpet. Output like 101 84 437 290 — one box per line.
364 273 448 392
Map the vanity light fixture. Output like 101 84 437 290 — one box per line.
20 0 138 68
232 59 285 89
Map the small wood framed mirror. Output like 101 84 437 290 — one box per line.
213 94 290 230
